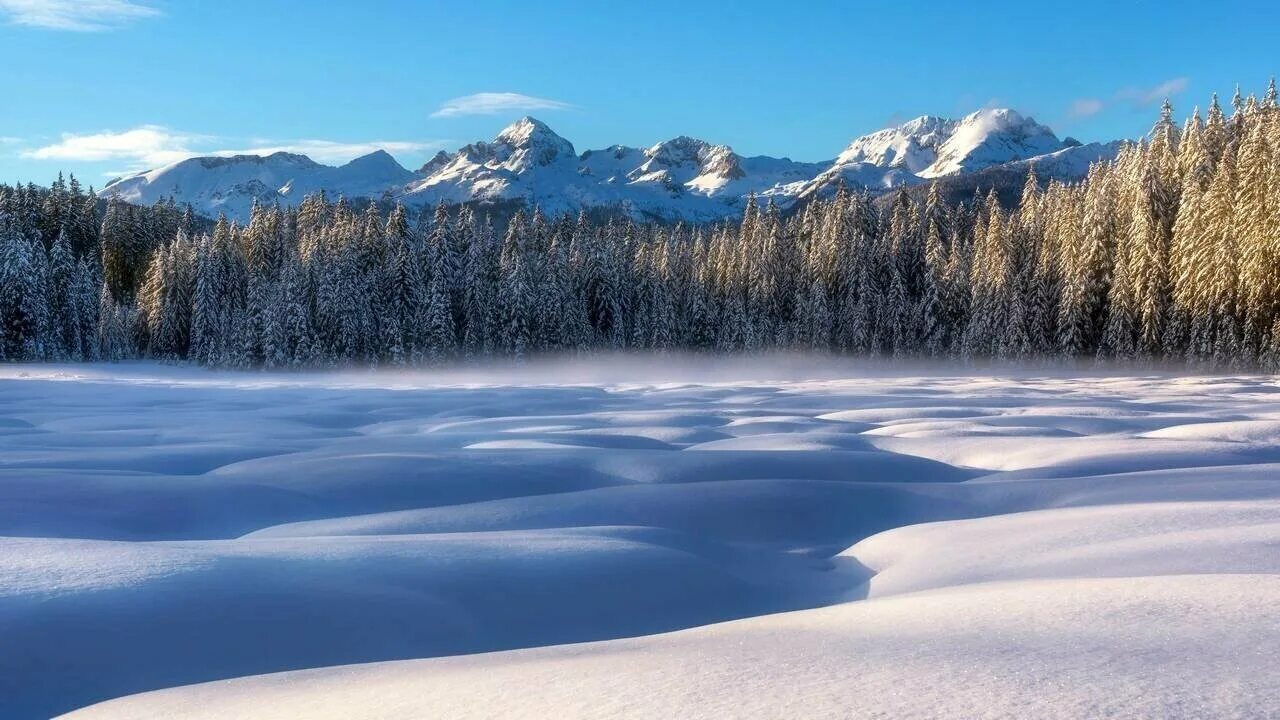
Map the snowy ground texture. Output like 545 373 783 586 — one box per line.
2 358 1277 719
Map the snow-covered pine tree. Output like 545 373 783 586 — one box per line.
963 192 1012 359
0 228 51 360
47 229 76 359
9 82 1280 369
1234 104 1278 360
68 257 99 361
189 234 221 366
498 212 532 357
97 280 129 362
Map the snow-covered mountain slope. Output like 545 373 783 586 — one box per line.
101 150 414 220
793 108 1106 201
922 108 1063 177
1001 139 1127 181
833 114 955 174
100 110 1121 222
399 118 826 221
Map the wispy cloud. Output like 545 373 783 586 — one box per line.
1118 77 1189 107
1059 79 1190 125
1069 98 1105 118
430 92 573 119
23 126 446 173
0 0 160 31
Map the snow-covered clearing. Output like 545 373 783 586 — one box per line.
1 360 1277 718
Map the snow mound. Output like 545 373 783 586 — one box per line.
0 363 1274 718
1140 419 1280 443
63 575 1280 720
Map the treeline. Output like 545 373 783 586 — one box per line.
0 175 200 360
2 83 1279 369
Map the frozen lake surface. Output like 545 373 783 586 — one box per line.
1 360 1277 718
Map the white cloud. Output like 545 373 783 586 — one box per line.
1069 98 1105 118
1118 78 1189 107
430 92 573 118
23 126 446 172
0 0 160 31
23 126 206 166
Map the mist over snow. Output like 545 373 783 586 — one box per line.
7 3 1280 714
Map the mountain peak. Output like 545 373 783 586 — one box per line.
897 115 954 135
99 104 1113 224
953 107 1042 135
833 115 954 174
494 116 575 168
497 116 563 145
342 149 405 171
796 106 1078 200
353 148 394 161
647 135 710 153
922 108 1060 178
417 150 453 175
965 106 1021 119
641 137 744 182
646 136 713 161
251 151 321 168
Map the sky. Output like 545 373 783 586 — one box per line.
0 0 1276 186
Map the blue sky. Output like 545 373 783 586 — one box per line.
1 0 1276 185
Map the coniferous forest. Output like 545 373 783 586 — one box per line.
2 85 1280 370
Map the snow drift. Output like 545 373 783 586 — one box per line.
0 362 1274 718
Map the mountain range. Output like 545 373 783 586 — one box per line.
99 108 1123 222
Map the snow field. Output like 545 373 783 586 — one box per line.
0 362 1275 718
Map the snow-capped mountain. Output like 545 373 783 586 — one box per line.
999 139 1127 181
100 110 1122 222
923 108 1064 177
102 150 414 220
832 115 956 174
397 118 825 221
792 108 1081 201
398 116 592 209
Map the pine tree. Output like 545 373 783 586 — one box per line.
97 281 128 362
100 197 146 302
69 258 99 361
1235 106 1277 359
189 234 221 365
7 82 1280 370
964 192 1014 358
47 229 76 359
498 212 532 357
423 270 455 362
278 250 317 367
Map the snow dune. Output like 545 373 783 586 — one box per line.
58 575 1277 720
0 361 1275 718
